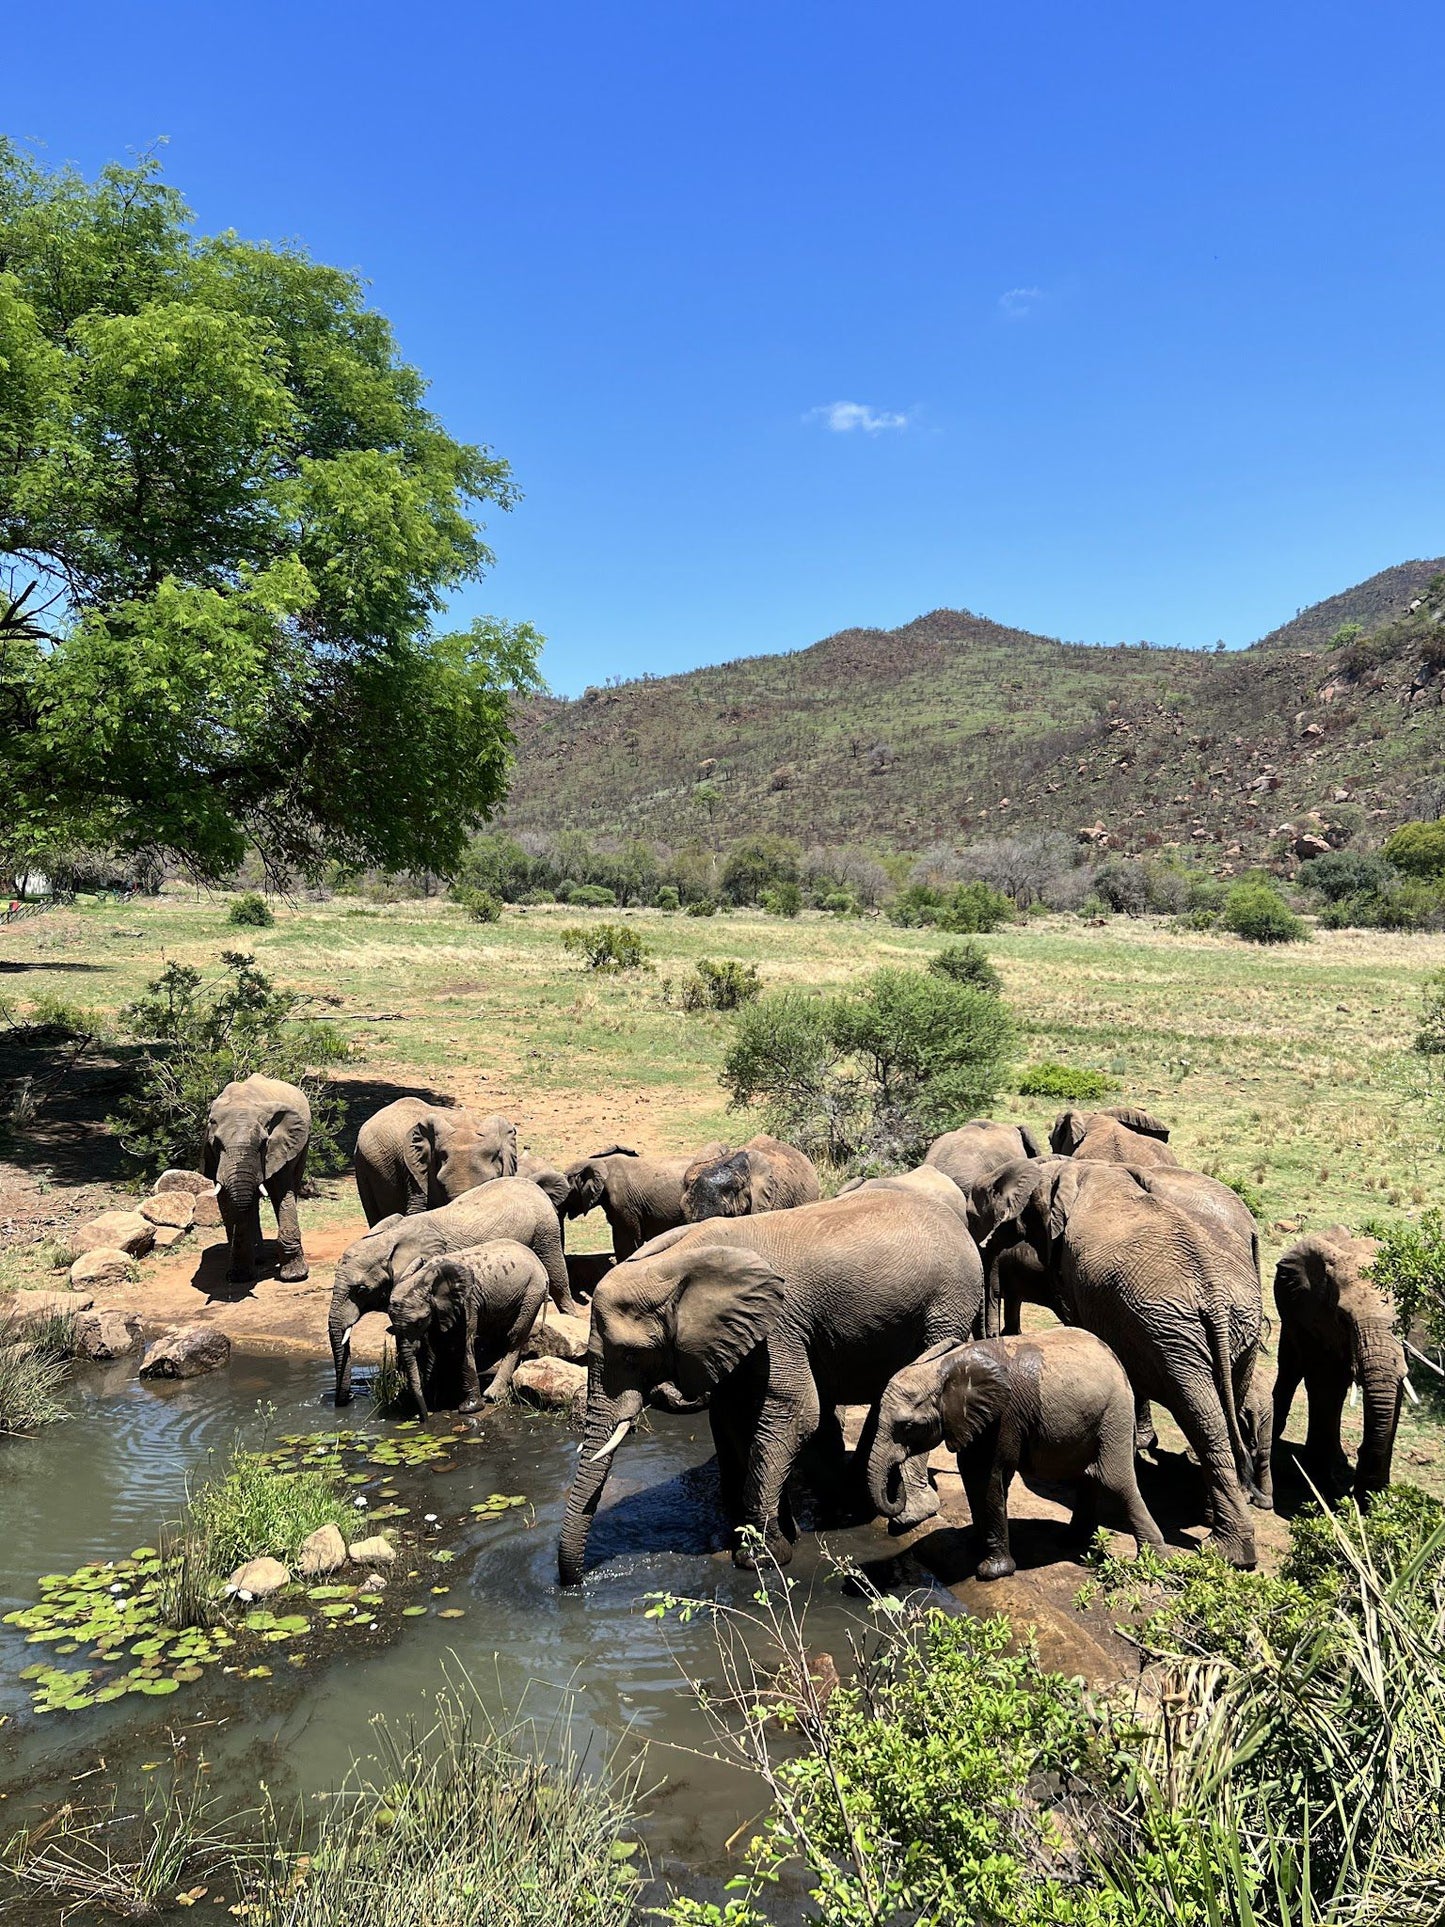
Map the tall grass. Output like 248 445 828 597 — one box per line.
187 1448 343 1578
0 1306 74 1436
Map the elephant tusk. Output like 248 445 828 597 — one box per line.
587 1419 633 1464
1403 1375 1420 1406
1404 1339 1445 1379
1349 1384 1358 1408
340 1327 352 1354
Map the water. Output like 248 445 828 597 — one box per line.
0 1355 931 1909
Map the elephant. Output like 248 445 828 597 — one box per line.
386 1238 550 1419
681 1134 821 1220
517 1151 572 1220
561 1142 725 1260
558 1189 986 1585
968 1157 1261 1566
1273 1227 1407 1501
329 1177 575 1404
868 1330 1166 1578
354 1097 517 1224
203 1074 310 1285
837 1164 972 1223
922 1122 1050 1338
1049 1105 1177 1167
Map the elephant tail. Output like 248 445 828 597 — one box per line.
1204 1285 1252 1490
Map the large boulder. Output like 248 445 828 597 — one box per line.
140 1192 194 1231
139 1325 232 1381
72 1310 143 1361
348 1535 397 1567
191 1192 224 1229
14 1289 94 1320
528 1306 591 1364
226 1556 289 1599
73 1211 154 1259
69 1248 139 1290
155 1170 213 1195
298 1524 348 1577
512 1356 588 1417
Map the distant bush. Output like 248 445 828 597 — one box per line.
1222 880 1307 944
561 883 617 908
761 881 802 918
519 888 555 904
1417 971 1445 1054
929 941 1002 994
1383 820 1445 880
1092 858 1149 916
561 923 650 971
684 897 719 918
655 886 681 912
227 892 274 928
1218 1171 1265 1216
819 890 859 916
721 835 801 907
888 881 1014 933
455 887 501 923
1016 1061 1117 1103
1319 880 1445 932
678 958 762 1013
1298 849 1394 903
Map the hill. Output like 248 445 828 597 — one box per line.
502 563 1445 862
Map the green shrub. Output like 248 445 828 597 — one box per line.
189 1447 344 1578
10 992 102 1040
1361 1207 1445 1349
654 885 681 912
720 835 800 907
0 1307 72 1435
226 892 274 928
110 952 348 1177
678 958 762 1013
1221 880 1307 943
929 940 1002 993
519 887 555 904
455 886 502 923
819 889 858 916
564 883 617 908
888 881 1014 932
1298 849 1393 902
1016 1060 1118 1103
1218 1171 1265 1215
684 896 718 918
560 923 650 971
1383 819 1445 880
760 880 802 918
1093 858 1149 916
1417 971 1445 1054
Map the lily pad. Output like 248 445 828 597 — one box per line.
401 1606 428 1618
137 1678 180 1696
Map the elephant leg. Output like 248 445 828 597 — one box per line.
1134 1397 1159 1457
800 1404 854 1525
1272 1325 1303 1447
458 1300 485 1413
959 1438 1015 1581
539 1214 584 1318
1302 1363 1352 1496
1166 1373 1256 1568
1244 1383 1274 1510
1066 1476 1099 1548
269 1179 308 1282
1002 1291 1023 1339
710 1404 749 1523
220 1191 261 1283
481 1285 546 1407
736 1380 818 1570
1097 1426 1167 1556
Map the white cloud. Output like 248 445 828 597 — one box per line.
997 286 1043 317
809 400 911 434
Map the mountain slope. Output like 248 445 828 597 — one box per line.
1252 559 1444 652
503 566 1445 860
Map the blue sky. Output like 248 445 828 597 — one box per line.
12 1 1444 693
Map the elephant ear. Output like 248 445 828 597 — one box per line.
500 1119 519 1176
1044 1163 1087 1243
1274 1235 1339 1312
1103 1105 1171 1143
669 1246 786 1398
202 1126 221 1181
970 1158 1045 1240
529 1164 572 1212
1049 1111 1087 1155
939 1345 1012 1450
403 1114 441 1204
564 1159 609 1216
587 1144 639 1160
1017 1124 1044 1160
263 1104 308 1181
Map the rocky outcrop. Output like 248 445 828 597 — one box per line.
73 1211 155 1258
528 1307 591 1364
140 1192 195 1230
72 1310 143 1361
191 1192 223 1229
69 1245 140 1290
512 1356 588 1416
139 1325 232 1380
155 1170 213 1195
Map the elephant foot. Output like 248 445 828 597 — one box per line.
459 1395 483 1415
334 1390 354 1409
733 1526 793 1571
975 1552 1017 1582
1205 1529 1257 1570
277 1259 309 1283
554 1297 587 1321
1249 1483 1274 1511
227 1269 257 1288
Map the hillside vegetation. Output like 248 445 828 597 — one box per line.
505 559 1445 861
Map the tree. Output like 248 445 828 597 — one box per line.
1383 822 1445 882
0 143 540 882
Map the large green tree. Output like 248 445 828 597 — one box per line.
0 143 540 883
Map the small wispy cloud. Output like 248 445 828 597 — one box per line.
997 286 1043 318
808 400 911 434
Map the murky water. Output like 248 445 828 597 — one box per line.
0 1354 932 1912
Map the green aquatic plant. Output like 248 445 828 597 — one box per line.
0 1305 74 1435
189 1446 345 1577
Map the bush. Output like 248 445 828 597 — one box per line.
1093 858 1148 916
1417 971 1445 1054
226 892 274 928
1016 1061 1118 1103
0 1306 73 1435
887 881 1014 933
684 896 719 918
720 835 800 907
1298 849 1394 902
110 953 348 1176
655 886 680 912
189 1447 344 1578
454 886 502 923
678 958 762 1013
1383 820 1445 880
1362 1207 1445 1350
760 881 802 918
569 883 618 908
560 923 650 971
929 941 1002 993
819 890 858 916
722 966 1014 1168
1221 880 1307 944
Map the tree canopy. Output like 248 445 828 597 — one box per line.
0 142 540 883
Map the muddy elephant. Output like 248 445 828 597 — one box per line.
923 1121 1049 1337
204 1074 310 1285
869 1329 1165 1578
558 1189 985 1584
1273 1227 1406 1500
1049 1105 1177 1167
968 1157 1261 1566
329 1177 574 1404
681 1134 820 1221
387 1238 550 1419
354 1097 517 1224
838 1164 971 1223
561 1142 724 1260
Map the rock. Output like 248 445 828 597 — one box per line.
226 1556 289 1598
72 1310 143 1361
529 1307 591 1364
359 1571 387 1592
18 1289 94 1318
155 1169 213 1196
191 1192 223 1229
73 1211 154 1258
297 1524 348 1577
513 1356 588 1416
348 1535 397 1566
69 1247 137 1292
140 1192 194 1230
139 1325 232 1380
1293 833 1331 860
151 1225 187 1252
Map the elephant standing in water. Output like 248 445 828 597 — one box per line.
355 1098 517 1224
558 1189 984 1585
1273 1227 1407 1501
204 1075 311 1285
681 1134 820 1221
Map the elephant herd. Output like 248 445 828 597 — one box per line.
203 1076 1410 1589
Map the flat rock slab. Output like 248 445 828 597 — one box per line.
139 1324 232 1380
140 1192 194 1230
15 1289 96 1319
74 1211 154 1258
348 1535 396 1566
512 1355 588 1416
69 1248 141 1289
191 1193 223 1229
155 1170 213 1195
227 1556 289 1598
151 1226 187 1252
297 1524 348 1577
528 1307 591 1364
73 1310 144 1361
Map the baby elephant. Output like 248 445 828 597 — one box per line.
869 1328 1165 1581
387 1239 551 1419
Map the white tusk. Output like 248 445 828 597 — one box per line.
341 1327 352 1353
587 1419 633 1464
1403 1375 1420 1406
1404 1339 1445 1378
1349 1383 1358 1408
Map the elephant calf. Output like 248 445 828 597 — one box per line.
561 1142 725 1260
871 1330 1166 1581
681 1134 820 1220
387 1239 550 1419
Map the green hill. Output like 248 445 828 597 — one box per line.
503 561 1445 862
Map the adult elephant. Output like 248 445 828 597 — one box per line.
924 1121 1049 1337
1273 1227 1406 1501
204 1075 310 1285
329 1177 574 1404
837 1164 971 1223
1049 1106 1177 1167
968 1157 1260 1566
561 1143 724 1260
681 1134 820 1220
354 1098 517 1224
558 1189 985 1585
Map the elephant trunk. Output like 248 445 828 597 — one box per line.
330 1292 361 1406
1353 1319 1406 1498
867 1425 912 1520
218 1145 263 1218
397 1336 429 1420
557 1378 644 1586
650 1379 709 1414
